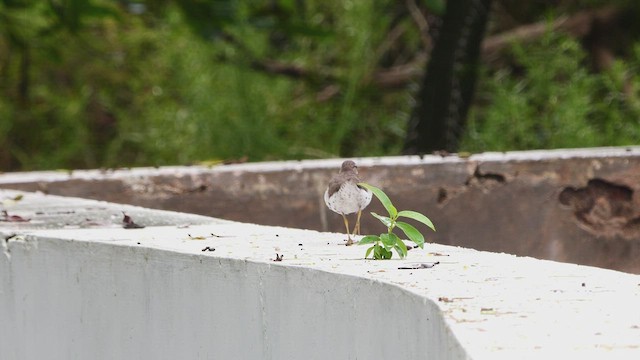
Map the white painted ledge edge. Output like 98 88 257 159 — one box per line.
2 146 640 185
1 191 640 359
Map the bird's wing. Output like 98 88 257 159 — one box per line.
331 174 363 195
327 177 344 198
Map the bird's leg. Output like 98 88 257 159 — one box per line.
342 214 354 246
353 209 363 237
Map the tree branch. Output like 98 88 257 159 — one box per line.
249 59 336 82
217 5 624 95
481 6 620 60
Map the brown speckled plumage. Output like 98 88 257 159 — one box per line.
324 160 372 245
326 160 361 198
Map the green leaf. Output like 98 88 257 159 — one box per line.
396 221 425 248
379 233 396 248
397 210 436 232
394 237 408 258
371 212 393 228
372 244 392 260
365 246 375 259
358 235 379 245
358 183 397 218
373 245 383 260
388 232 401 247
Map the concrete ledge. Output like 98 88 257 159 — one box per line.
2 189 640 359
3 147 640 273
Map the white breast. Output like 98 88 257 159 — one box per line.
324 183 372 215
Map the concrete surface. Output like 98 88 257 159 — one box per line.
2 189 639 359
2 147 640 273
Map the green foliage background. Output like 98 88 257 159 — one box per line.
463 33 640 151
1 0 639 171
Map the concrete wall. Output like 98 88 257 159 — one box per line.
2 147 640 273
1 236 462 360
2 190 639 359
0 190 467 359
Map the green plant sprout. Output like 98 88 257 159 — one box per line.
357 183 436 260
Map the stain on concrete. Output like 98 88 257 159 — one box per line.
437 188 448 205
559 179 639 239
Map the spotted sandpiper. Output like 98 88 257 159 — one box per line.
324 160 373 245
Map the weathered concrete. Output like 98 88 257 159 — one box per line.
2 147 640 273
0 188 225 231
2 189 639 359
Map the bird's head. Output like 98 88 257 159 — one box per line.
340 160 358 174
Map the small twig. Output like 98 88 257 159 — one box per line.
188 233 234 240
398 262 439 270
481 6 621 60
210 233 234 238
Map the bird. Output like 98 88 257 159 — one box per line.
324 160 372 245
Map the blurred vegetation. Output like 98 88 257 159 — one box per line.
463 33 640 150
1 0 640 171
